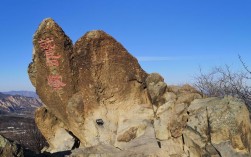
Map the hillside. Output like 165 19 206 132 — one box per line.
0 92 42 115
3 91 38 98
0 92 46 154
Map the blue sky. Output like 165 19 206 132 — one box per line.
0 0 251 91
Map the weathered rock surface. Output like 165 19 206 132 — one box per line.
183 97 251 157
0 135 24 157
28 18 251 157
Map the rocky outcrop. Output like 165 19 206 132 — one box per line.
29 18 149 150
183 97 251 157
28 18 251 157
0 135 24 157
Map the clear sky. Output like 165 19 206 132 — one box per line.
0 0 251 91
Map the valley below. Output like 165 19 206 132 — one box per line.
0 92 47 153
0 114 38 150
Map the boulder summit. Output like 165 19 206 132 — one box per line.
28 18 251 157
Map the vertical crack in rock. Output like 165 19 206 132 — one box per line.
182 134 185 151
67 131 81 150
206 107 222 157
157 141 161 148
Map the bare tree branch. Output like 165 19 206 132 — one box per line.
194 62 251 113
239 54 251 76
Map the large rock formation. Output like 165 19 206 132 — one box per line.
28 18 251 157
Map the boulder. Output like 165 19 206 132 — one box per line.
146 73 167 105
28 18 251 157
183 97 251 157
29 18 150 151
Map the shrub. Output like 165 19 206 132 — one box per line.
194 56 251 112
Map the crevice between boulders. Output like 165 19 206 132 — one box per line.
67 131 80 150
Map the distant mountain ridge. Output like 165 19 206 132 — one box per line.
0 92 10 99
0 92 42 115
2 91 38 98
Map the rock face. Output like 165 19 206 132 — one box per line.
28 18 251 157
184 97 251 157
